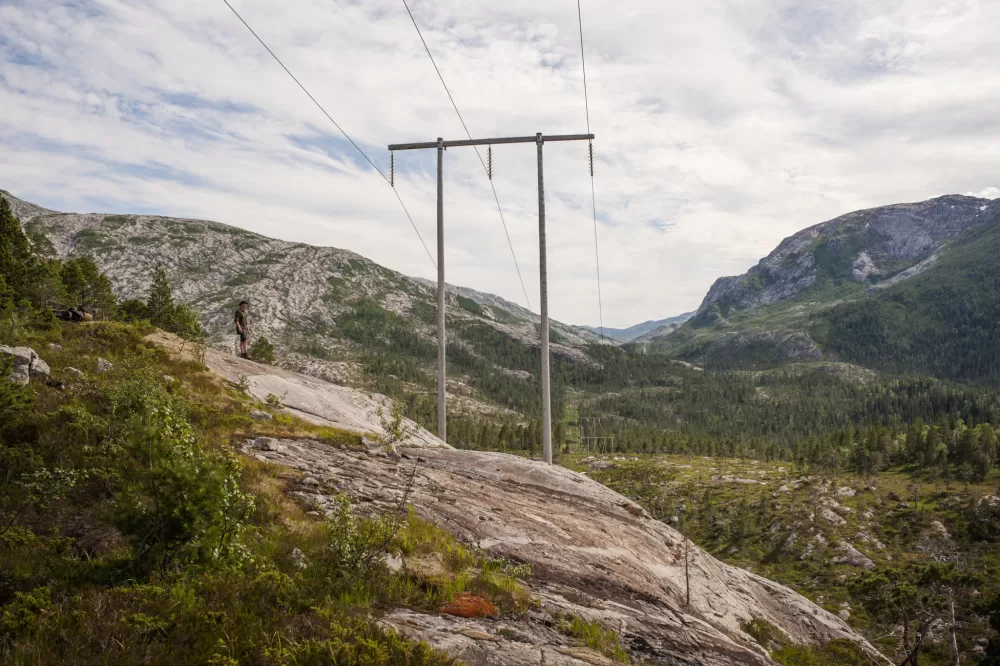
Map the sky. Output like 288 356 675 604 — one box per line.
1 0 999 328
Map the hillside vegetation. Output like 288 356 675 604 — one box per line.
2 195 544 665
815 216 1000 384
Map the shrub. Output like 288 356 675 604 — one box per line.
248 336 276 364
114 402 255 570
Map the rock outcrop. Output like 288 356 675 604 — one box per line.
242 438 882 665
148 331 446 447
0 345 50 385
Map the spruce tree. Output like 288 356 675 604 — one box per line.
146 264 175 328
0 195 36 299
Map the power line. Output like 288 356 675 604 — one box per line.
576 0 605 340
220 0 437 269
400 0 533 312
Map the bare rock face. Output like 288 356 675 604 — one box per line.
149 331 447 448
243 439 881 665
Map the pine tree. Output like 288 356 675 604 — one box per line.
146 264 175 328
0 195 37 300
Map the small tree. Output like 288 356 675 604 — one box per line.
0 196 38 301
143 265 202 340
248 336 276 365
146 265 175 327
61 256 116 317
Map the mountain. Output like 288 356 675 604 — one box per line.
1 189 603 418
578 312 694 342
645 195 1000 382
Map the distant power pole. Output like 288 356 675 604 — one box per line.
388 132 594 462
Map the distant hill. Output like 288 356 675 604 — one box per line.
0 189 603 419
645 195 1000 384
578 312 694 342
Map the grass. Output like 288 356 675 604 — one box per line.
562 614 631 663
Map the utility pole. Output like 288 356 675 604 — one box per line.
436 137 446 443
388 132 594 460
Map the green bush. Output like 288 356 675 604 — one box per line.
114 402 255 570
248 335 276 364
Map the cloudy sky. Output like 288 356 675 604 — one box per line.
2 0 999 327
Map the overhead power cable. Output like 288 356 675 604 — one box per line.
576 0 605 340
220 0 436 269
400 0 533 312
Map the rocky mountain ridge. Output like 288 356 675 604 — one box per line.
579 312 695 343
644 195 1000 373
1 189 602 395
694 194 1000 320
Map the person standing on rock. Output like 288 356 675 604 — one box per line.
235 300 251 359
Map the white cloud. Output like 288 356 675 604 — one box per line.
1 0 999 327
966 187 1000 200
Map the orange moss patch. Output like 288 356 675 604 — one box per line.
439 593 498 619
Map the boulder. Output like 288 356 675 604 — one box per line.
29 358 50 379
1 345 47 384
250 410 273 421
96 358 113 373
836 487 856 497
831 541 875 570
241 441 881 665
928 520 951 540
65 367 84 378
253 437 282 452
820 508 846 525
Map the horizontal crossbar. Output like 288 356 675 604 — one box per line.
388 133 594 151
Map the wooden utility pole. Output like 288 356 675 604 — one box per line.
388 132 594 460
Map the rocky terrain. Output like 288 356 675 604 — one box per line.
144 328 885 665
0 189 602 390
240 439 881 665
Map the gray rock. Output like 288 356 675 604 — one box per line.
800 533 828 560
8 367 30 386
29 358 50 379
838 609 851 621
831 541 876 569
47 343 63 351
820 508 846 525
254 437 282 452
250 410 273 421
65 367 84 378
1 345 46 384
162 374 175 384
836 486 856 497
928 520 951 540
96 358 113 373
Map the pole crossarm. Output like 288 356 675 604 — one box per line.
389 133 594 151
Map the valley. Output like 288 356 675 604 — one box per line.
3 188 1000 665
